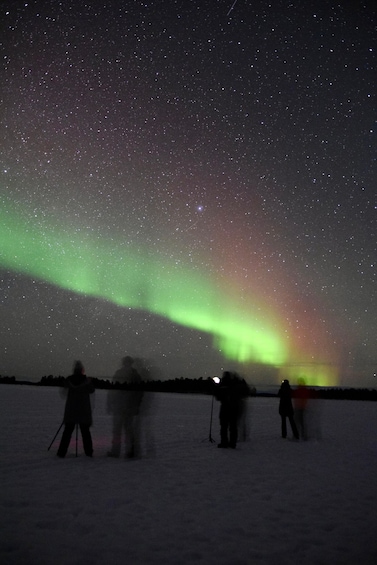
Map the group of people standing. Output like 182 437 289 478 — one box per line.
57 357 144 459
56 360 313 458
213 373 313 448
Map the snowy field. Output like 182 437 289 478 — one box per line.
1 385 377 565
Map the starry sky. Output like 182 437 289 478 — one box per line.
1 0 376 386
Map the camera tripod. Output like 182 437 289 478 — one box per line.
47 421 79 456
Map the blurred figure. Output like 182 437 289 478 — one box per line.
278 379 299 440
107 356 144 458
238 382 255 441
133 358 158 457
296 381 323 441
294 378 310 440
57 361 95 458
215 371 250 448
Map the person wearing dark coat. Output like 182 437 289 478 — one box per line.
278 379 299 440
215 371 250 448
57 361 95 457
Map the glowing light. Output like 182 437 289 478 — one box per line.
278 363 339 387
0 200 288 366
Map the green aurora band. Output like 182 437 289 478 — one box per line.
1 201 288 366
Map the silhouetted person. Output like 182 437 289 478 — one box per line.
57 361 94 457
215 371 250 448
278 379 299 440
107 356 144 458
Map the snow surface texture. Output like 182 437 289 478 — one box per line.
1 385 376 565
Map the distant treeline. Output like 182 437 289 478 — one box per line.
0 374 244 395
254 387 377 401
0 375 376 400
38 375 231 395
313 387 377 401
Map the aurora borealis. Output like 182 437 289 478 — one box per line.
1 1 376 385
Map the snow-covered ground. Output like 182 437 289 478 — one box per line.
1 385 376 565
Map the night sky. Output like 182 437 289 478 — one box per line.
1 0 376 386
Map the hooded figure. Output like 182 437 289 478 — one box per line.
278 379 299 440
57 361 95 457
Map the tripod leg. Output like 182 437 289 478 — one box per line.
209 395 216 442
76 424 78 457
47 421 64 451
